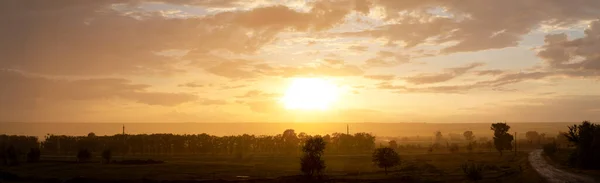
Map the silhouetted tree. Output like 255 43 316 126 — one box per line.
449 143 459 153
300 137 326 178
101 149 112 164
27 148 41 162
388 140 398 150
463 131 475 142
525 131 539 145
5 145 19 166
282 129 299 155
372 147 400 175
77 149 92 162
491 123 513 156
434 131 443 143
563 121 600 169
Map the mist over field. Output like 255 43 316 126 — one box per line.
0 122 578 138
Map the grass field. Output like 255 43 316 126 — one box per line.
0 150 543 183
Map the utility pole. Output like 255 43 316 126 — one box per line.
346 124 349 135
514 132 517 156
122 124 125 135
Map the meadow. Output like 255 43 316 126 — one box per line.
0 150 543 183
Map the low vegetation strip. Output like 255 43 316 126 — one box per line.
529 149 595 183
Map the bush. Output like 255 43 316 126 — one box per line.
27 148 41 162
101 149 111 164
543 142 557 156
77 149 92 162
461 162 484 181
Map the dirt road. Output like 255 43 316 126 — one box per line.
529 149 595 183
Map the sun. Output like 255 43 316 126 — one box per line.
281 78 339 110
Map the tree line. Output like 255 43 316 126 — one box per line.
0 129 376 157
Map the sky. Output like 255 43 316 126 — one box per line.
1 0 599 123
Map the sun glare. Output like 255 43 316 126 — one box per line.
281 78 339 110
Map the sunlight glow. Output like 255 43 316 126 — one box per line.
281 78 339 110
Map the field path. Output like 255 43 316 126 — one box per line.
529 149 595 183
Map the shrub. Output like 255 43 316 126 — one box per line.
101 149 111 164
461 162 484 181
27 148 41 162
543 142 557 156
77 149 92 162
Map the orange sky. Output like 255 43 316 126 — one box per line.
1 0 600 123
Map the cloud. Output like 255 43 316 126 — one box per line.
537 21 600 77
474 69 506 76
199 98 228 105
402 63 484 84
379 70 553 93
363 51 410 68
178 82 205 88
236 90 280 99
0 1 362 76
0 69 196 106
348 45 368 52
338 0 600 53
364 74 395 81
259 62 365 78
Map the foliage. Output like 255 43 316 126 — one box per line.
4 145 19 166
466 142 474 153
300 137 326 177
461 162 484 181
525 131 540 145
27 148 41 162
388 140 398 149
372 147 400 175
543 142 557 156
77 149 92 162
434 131 443 143
563 121 600 169
39 131 375 156
101 149 112 164
449 143 459 153
491 123 514 156
463 131 475 142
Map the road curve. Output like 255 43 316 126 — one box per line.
529 149 595 183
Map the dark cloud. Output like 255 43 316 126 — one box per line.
0 69 197 106
402 63 484 84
